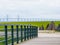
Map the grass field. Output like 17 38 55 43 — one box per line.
0 21 60 29
0 36 19 45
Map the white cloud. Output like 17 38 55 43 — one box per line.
40 0 60 7
0 0 40 10
0 0 60 20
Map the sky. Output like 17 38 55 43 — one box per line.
0 0 60 20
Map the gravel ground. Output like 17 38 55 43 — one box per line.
17 32 60 45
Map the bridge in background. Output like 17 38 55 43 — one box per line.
0 16 59 22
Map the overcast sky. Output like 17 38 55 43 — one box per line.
0 0 60 20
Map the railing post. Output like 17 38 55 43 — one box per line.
31 26 32 39
33 26 35 38
16 25 19 44
33 26 34 38
35 26 38 37
31 26 33 38
5 25 8 45
34 26 36 37
20 25 23 42
26 26 28 39
30 26 31 39
32 26 34 38
11 25 14 45
24 25 26 41
27 26 29 40
29 25 31 39
36 27 38 37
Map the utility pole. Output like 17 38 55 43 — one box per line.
17 15 19 22
6 15 8 22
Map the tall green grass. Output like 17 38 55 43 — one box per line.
0 21 60 29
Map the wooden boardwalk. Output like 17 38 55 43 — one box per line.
17 32 60 45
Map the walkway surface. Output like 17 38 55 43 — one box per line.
17 31 60 45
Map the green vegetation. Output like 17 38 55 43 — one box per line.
0 37 5 41
0 21 60 29
0 36 20 45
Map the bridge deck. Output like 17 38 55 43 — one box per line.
17 32 60 45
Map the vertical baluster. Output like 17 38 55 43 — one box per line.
31 26 32 39
32 26 33 38
24 25 26 41
11 25 14 45
30 25 31 39
35 27 36 37
34 26 35 37
36 27 38 37
35 26 38 37
31 26 33 38
16 25 19 44
29 25 31 39
27 26 29 40
5 25 8 45
20 25 23 42
33 26 34 38
35 26 36 37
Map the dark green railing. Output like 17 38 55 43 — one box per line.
0 24 38 45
